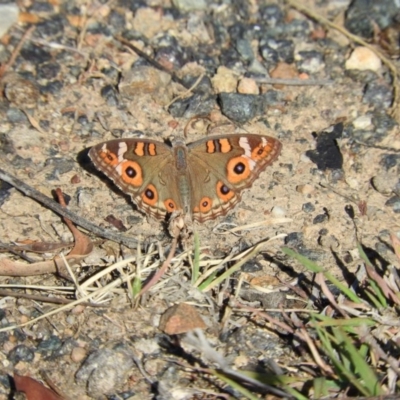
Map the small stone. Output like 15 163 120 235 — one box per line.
363 82 392 108
218 92 264 123
159 303 206 335
237 77 259 95
76 343 135 398
371 174 398 195
352 115 372 129
313 214 328 224
284 232 304 247
385 196 400 213
345 47 382 71
119 66 171 99
71 347 87 363
172 0 207 11
3 72 40 110
270 62 298 80
271 206 286 218
295 50 325 74
211 66 238 93
302 202 315 213
296 184 315 195
8 345 34 363
0 3 19 38
132 8 164 39
168 93 215 118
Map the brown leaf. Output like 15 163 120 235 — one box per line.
159 303 207 335
55 188 93 256
14 373 64 400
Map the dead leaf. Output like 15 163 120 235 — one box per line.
14 373 64 400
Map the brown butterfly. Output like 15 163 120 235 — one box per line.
89 134 281 223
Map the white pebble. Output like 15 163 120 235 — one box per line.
352 115 372 129
271 206 286 218
345 47 382 71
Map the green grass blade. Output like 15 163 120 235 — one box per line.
332 327 384 396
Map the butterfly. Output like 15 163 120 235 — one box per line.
89 134 281 223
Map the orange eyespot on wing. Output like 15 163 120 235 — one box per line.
120 161 143 187
226 156 251 184
199 197 213 213
164 198 177 212
99 149 119 166
251 143 274 161
141 184 158 206
216 181 235 202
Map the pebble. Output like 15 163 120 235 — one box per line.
352 115 372 129
0 3 19 38
132 8 164 39
295 50 325 74
71 347 87 363
385 196 400 213
271 205 286 218
363 82 393 108
296 184 315 195
168 93 215 118
218 92 264 123
7 345 34 363
237 77 259 94
260 39 295 64
119 66 171 99
345 47 382 71
75 343 135 398
313 213 328 224
172 0 207 11
371 174 398 195
269 62 298 81
302 202 315 213
211 66 238 93
3 73 40 110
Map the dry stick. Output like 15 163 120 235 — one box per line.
137 235 178 297
0 289 102 307
286 0 400 120
0 168 138 248
0 26 36 78
254 77 333 85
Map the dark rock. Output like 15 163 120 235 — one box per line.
169 93 215 118
302 202 315 213
345 0 400 39
363 82 393 108
284 232 304 247
380 154 400 171
259 38 295 64
296 50 324 74
218 92 264 123
36 15 66 38
8 345 34 363
6 108 28 124
259 4 284 27
313 213 328 224
20 45 52 64
39 80 63 95
385 195 400 213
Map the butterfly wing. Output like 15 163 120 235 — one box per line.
187 134 282 222
89 139 184 220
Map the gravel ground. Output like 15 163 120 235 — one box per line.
0 0 399 398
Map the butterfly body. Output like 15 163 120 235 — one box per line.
89 134 282 223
